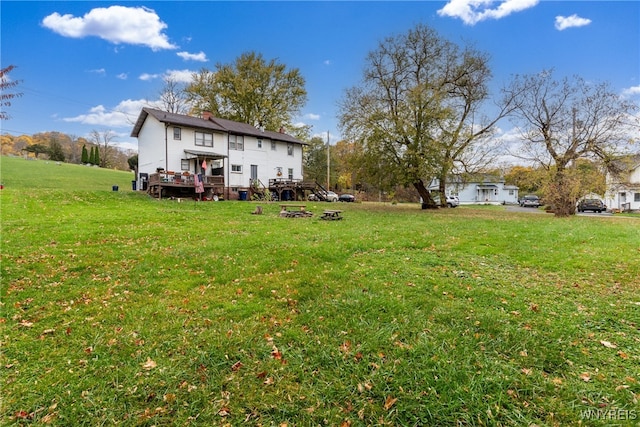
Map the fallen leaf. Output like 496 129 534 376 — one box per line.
271 347 283 360
521 368 533 376
142 358 157 370
231 361 243 371
383 396 397 410
617 351 628 359
600 340 617 349
580 372 591 382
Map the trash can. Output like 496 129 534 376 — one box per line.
112 185 119 192
239 190 248 201
131 180 137 191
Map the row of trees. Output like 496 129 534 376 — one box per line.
0 131 135 171
81 144 100 166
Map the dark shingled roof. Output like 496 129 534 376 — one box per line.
131 107 307 145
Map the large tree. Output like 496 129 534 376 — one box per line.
185 51 308 137
503 70 639 216
339 24 515 208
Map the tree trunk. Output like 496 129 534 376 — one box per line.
549 169 578 217
438 178 447 208
414 180 437 209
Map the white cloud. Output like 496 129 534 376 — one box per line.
116 73 128 80
138 69 194 83
139 73 160 81
438 0 539 25
87 68 106 76
323 60 332 66
42 6 177 51
164 69 195 83
304 113 321 121
554 14 592 31
621 85 640 98
63 98 151 128
177 51 208 62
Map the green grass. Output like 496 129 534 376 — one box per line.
1 156 639 426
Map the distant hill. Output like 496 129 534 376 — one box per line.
0 155 135 192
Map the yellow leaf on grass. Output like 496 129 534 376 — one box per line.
600 340 617 349
142 358 157 370
383 396 397 410
579 372 591 382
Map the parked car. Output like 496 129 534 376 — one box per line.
325 191 339 202
444 195 459 207
339 193 355 202
421 194 459 208
577 198 606 213
520 195 541 208
309 191 338 202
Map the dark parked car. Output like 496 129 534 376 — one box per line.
520 195 541 208
577 198 606 213
339 194 355 202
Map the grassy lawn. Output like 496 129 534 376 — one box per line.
1 156 639 426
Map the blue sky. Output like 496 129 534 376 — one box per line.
2 1 639 152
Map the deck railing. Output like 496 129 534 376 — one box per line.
150 172 224 187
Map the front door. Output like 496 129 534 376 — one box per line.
251 165 258 182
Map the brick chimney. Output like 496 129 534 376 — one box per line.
202 111 212 121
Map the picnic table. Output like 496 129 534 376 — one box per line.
279 204 313 218
279 204 307 212
320 210 343 220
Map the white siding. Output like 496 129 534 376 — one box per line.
136 113 305 194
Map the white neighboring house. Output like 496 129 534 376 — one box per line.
604 154 640 212
131 108 308 200
428 175 519 205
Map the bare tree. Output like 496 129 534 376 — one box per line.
158 76 190 114
1 65 23 120
90 129 116 168
503 70 639 216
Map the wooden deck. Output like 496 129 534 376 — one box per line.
268 179 318 201
148 172 224 199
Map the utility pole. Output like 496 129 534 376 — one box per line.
326 131 330 191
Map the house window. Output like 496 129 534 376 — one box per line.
195 131 213 147
287 144 293 156
271 141 276 151
634 193 640 202
229 134 244 151
231 164 242 173
288 168 293 180
180 159 189 171
509 190 514 195
173 127 181 140
257 139 262 148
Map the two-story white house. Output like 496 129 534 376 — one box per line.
131 108 309 200
604 154 640 212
